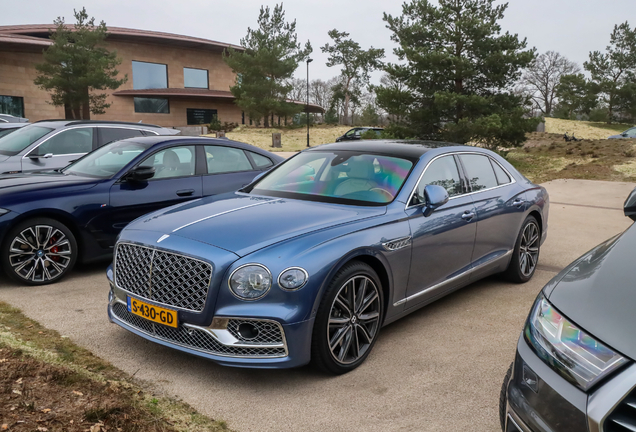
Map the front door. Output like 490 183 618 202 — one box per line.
404 155 476 308
22 127 95 172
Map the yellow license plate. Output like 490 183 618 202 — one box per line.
127 297 177 328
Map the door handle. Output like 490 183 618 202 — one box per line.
513 198 525 208
176 189 195 197
461 211 475 221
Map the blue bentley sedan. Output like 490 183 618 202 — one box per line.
0 136 283 285
107 140 549 373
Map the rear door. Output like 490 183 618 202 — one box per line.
201 145 264 196
97 127 147 149
22 127 95 172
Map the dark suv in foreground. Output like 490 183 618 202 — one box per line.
500 189 636 432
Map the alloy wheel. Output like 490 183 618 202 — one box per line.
8 225 72 282
327 275 381 365
519 221 540 277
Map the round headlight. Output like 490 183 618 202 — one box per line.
229 264 272 300
278 267 308 291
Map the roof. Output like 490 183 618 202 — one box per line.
0 24 243 52
307 140 465 159
32 119 166 129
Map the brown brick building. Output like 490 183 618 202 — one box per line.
0 25 320 127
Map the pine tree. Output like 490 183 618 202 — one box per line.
224 4 312 128
34 8 126 120
380 0 537 147
554 74 597 119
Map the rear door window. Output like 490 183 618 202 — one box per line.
247 151 273 169
491 160 511 185
459 154 499 192
205 146 254 174
99 128 145 147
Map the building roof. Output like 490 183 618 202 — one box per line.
0 24 243 52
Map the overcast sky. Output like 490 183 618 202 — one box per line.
1 0 631 83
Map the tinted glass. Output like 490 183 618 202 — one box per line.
132 61 168 89
0 128 18 139
0 125 52 156
0 95 24 117
184 68 208 88
248 151 273 169
35 128 93 156
625 128 636 137
100 128 145 146
251 151 414 205
64 141 150 178
460 154 498 191
205 146 253 174
187 108 217 125
140 146 196 179
491 160 511 185
134 97 169 114
414 156 463 204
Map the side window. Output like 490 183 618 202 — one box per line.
139 146 196 179
35 128 93 156
247 151 273 169
345 129 356 137
99 128 145 147
412 156 463 205
205 146 253 174
459 154 499 192
491 159 511 185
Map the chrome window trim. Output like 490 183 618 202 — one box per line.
393 249 512 307
277 266 309 291
405 151 517 210
114 241 214 313
22 125 160 159
228 263 273 301
588 363 636 432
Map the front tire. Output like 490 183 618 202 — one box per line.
1 218 77 285
311 261 384 374
504 215 540 283
499 363 513 431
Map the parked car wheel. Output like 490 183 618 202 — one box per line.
1 218 77 285
311 261 384 374
499 363 512 431
504 215 540 283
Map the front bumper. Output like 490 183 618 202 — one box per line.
505 335 636 432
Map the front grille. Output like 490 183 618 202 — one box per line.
115 243 212 312
112 303 287 358
227 319 285 345
605 389 636 431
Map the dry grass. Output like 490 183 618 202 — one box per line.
205 125 354 152
545 118 633 140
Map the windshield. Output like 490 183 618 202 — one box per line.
63 140 149 178
249 150 415 205
0 125 53 156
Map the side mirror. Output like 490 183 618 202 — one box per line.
622 133 628 137
624 187 636 221
126 166 155 182
423 184 449 217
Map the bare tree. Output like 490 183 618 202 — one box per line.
287 77 307 103
521 51 580 116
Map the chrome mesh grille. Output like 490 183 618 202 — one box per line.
227 319 284 345
112 303 286 358
605 390 636 432
115 243 212 312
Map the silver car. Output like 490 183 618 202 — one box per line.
0 114 29 123
0 120 179 173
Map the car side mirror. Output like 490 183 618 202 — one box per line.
126 166 155 182
624 187 636 221
622 133 628 137
423 184 449 217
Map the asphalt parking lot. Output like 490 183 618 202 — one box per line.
0 179 633 432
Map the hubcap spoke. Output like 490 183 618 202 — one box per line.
519 222 539 276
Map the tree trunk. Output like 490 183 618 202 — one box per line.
264 113 270 128
343 92 350 125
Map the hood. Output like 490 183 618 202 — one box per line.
0 172 98 192
129 194 386 256
545 223 636 360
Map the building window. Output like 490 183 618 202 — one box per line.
134 97 170 114
187 108 217 125
184 68 209 89
132 61 168 90
0 96 24 117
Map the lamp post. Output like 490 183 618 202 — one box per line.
306 58 313 147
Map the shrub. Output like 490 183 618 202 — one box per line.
588 108 608 123
380 123 417 139
360 129 379 140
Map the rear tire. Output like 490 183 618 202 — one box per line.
499 363 513 431
504 215 540 283
1 218 77 285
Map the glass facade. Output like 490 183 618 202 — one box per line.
134 97 170 114
132 61 168 90
0 96 24 117
184 68 208 89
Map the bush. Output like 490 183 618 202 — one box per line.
324 108 339 125
588 108 608 122
380 123 417 139
360 129 379 140
208 118 222 131
208 119 239 132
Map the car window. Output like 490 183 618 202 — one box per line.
345 129 356 137
100 128 145 146
626 128 636 137
140 146 196 179
491 160 511 185
0 128 18 139
205 145 253 174
412 156 463 205
459 154 498 192
248 151 273 169
63 141 151 178
35 128 93 156
0 125 53 156
353 129 363 136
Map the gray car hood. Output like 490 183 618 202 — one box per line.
545 223 636 360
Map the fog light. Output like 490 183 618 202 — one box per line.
522 363 539 393
238 322 259 340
